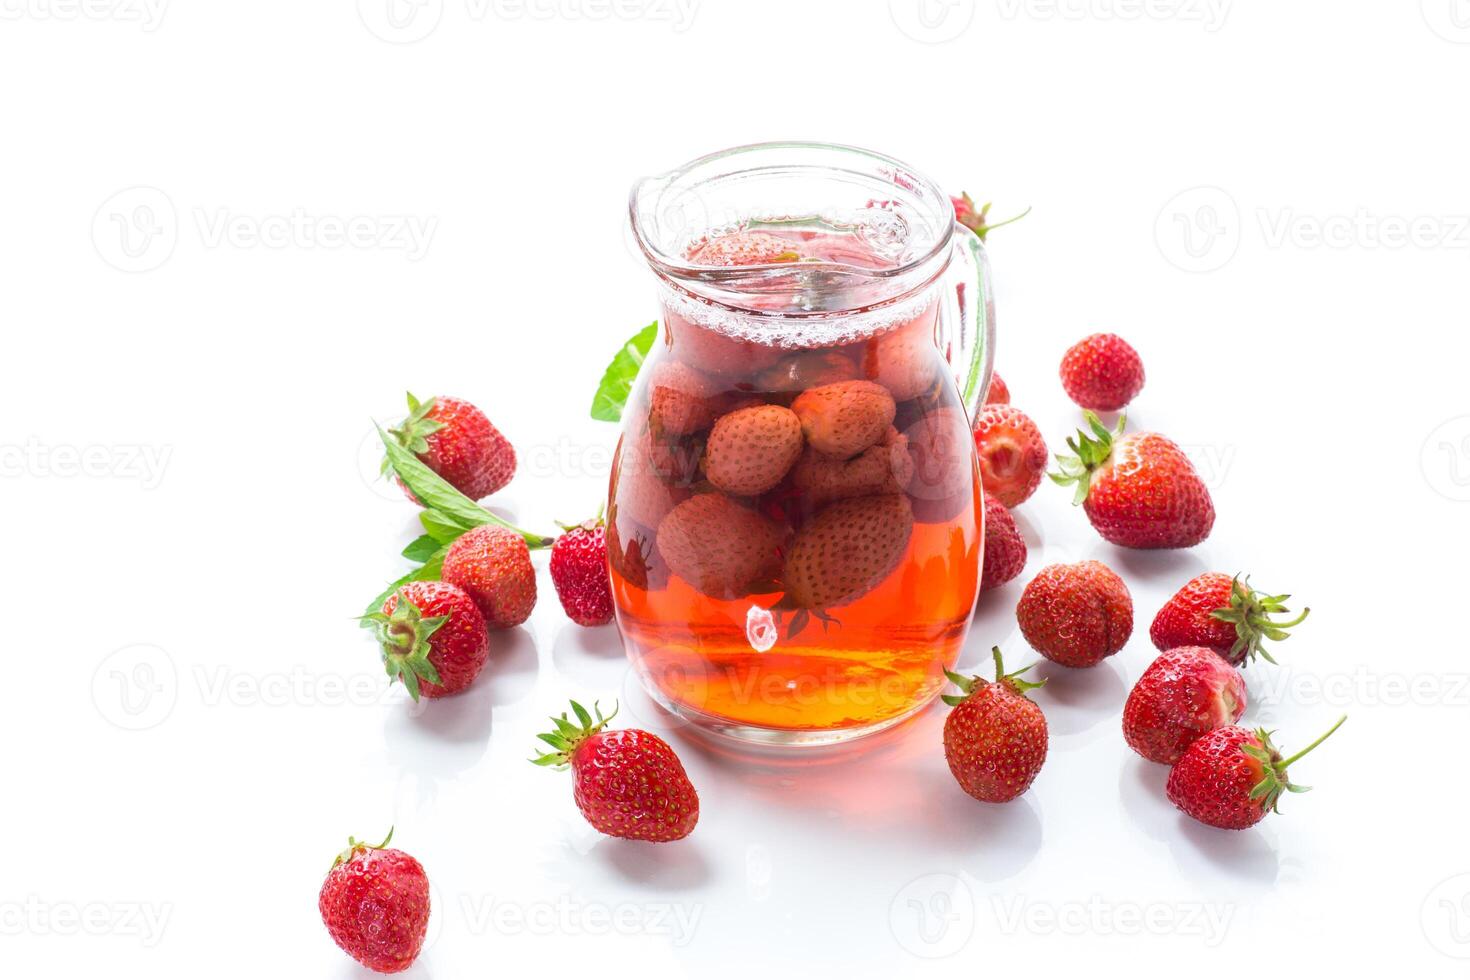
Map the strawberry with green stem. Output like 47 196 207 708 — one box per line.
942 647 1049 803
318 827 430 974
1151 572 1309 665
952 193 1032 241
384 392 517 503
362 580 489 701
1050 411 1215 549
1166 716 1347 830
531 700 699 843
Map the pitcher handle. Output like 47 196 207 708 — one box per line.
940 223 996 422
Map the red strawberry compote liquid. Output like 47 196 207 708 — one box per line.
610 223 983 743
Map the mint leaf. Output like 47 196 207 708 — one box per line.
590 321 658 423
401 534 440 562
376 423 555 548
419 508 472 545
363 550 447 619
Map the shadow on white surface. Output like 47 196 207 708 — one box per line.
1039 657 1128 738
1107 545 1208 587
593 836 714 892
551 622 626 690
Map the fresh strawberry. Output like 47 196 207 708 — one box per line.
972 403 1048 508
792 426 913 510
1051 412 1215 549
656 493 783 599
1151 572 1309 665
532 700 699 842
985 371 1010 405
703 404 803 496
903 408 975 523
1166 717 1346 830
783 494 914 610
1122 647 1247 764
550 517 614 627
1059 333 1145 411
647 361 718 436
952 193 1031 242
1016 560 1132 668
319 829 430 974
942 646 1048 803
385 392 515 503
980 496 1026 591
441 523 537 629
791 380 896 458
363 581 489 700
687 230 802 266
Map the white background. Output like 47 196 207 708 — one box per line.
2 1 1468 976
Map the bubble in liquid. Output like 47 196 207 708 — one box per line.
746 605 778 653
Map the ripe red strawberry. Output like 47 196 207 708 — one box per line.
550 517 614 627
532 700 699 842
1122 647 1247 764
1151 572 1310 665
656 493 783 599
984 371 1010 405
1016 560 1132 668
1059 333 1145 411
1166 717 1346 830
1051 412 1215 549
703 404 803 496
980 496 1026 591
783 494 914 610
972 403 1048 508
386 392 515 503
942 647 1048 803
363 581 489 700
319 829 430 974
791 380 896 458
441 523 537 629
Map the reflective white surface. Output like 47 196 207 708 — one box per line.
2 3 1466 976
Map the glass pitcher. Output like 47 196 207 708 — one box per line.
611 142 994 746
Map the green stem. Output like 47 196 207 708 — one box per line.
1256 607 1310 630
1280 715 1346 768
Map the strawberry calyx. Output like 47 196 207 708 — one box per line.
953 192 1033 242
360 589 445 702
941 646 1045 707
1049 410 1127 505
330 827 395 871
555 503 606 534
381 392 445 478
1210 574 1310 664
1242 715 1346 815
530 700 617 770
